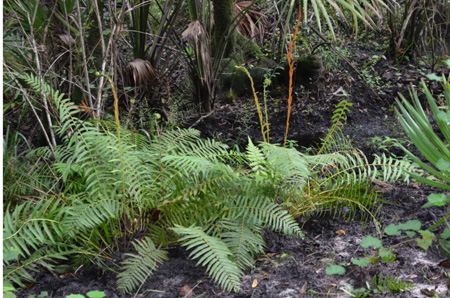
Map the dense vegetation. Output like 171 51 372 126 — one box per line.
3 0 450 296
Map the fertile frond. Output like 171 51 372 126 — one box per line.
117 237 168 294
171 225 242 293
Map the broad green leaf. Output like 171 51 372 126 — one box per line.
385 220 422 235
66 295 85 298
422 193 450 208
445 59 450 68
441 228 450 240
325 265 346 275
398 220 422 231
426 73 444 82
437 111 450 125
379 247 396 262
439 237 450 258
351 258 370 267
406 231 416 238
384 224 401 236
38 292 49 297
416 230 435 250
361 236 382 248
86 291 106 298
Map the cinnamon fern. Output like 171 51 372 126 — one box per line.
4 74 420 295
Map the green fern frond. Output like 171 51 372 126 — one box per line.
218 218 264 271
65 193 121 231
4 246 73 287
117 237 168 294
246 137 268 178
3 199 67 258
17 72 86 135
227 196 304 238
318 99 352 154
259 142 310 186
171 225 242 293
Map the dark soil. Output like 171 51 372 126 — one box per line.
15 40 450 298
16 185 450 298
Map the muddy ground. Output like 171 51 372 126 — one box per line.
15 41 450 297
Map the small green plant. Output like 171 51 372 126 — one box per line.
340 273 415 297
372 272 416 293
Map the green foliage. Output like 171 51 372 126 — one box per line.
396 67 450 256
325 265 346 275
371 272 415 293
351 258 370 267
288 99 420 228
172 225 243 292
117 237 168 295
360 236 382 248
4 72 305 294
341 273 415 297
384 220 421 236
396 76 450 190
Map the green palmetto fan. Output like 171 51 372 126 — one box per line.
269 0 386 58
396 78 450 190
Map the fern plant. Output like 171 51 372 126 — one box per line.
4 72 303 294
4 73 422 295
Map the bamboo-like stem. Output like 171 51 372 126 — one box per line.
284 6 302 147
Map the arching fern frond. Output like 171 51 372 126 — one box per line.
171 225 242 293
218 218 265 271
117 237 168 295
227 195 304 238
3 199 67 258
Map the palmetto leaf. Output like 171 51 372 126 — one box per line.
396 79 450 189
234 1 266 44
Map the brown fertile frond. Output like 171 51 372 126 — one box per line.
126 59 158 87
234 1 266 44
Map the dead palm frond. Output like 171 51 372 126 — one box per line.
126 59 158 88
182 20 213 112
234 1 266 44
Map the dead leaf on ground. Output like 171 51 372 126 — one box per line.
300 282 308 293
252 279 258 288
335 230 346 235
439 259 450 267
179 284 194 297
